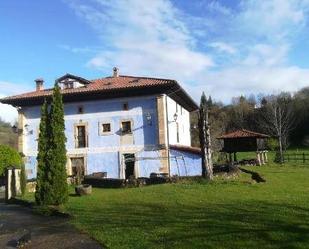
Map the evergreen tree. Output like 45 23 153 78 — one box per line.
48 83 68 205
20 164 27 197
35 99 53 205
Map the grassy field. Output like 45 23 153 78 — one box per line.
22 154 309 249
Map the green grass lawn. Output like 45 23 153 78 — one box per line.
22 154 309 249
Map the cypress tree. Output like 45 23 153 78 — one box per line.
35 99 53 205
48 83 68 205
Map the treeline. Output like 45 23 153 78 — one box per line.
0 119 17 149
191 86 309 151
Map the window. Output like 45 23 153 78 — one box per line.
64 82 73 89
123 102 129 111
76 125 87 148
176 103 178 113
180 106 183 115
98 121 113 135
121 121 132 134
102 123 111 133
78 106 84 114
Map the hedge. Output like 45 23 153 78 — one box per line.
0 144 23 176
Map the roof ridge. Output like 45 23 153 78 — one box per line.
91 74 176 82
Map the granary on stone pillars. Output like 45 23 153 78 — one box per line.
217 129 270 165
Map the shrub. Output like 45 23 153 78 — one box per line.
20 164 27 197
267 138 279 151
0 144 23 176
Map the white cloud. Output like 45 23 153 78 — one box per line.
209 42 237 54
67 0 213 79
0 81 32 124
207 1 232 16
67 0 309 103
237 0 306 41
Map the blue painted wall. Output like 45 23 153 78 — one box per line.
169 149 201 177
22 95 201 180
23 96 159 179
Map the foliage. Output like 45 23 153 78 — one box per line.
20 164 27 197
48 84 68 205
0 144 22 176
0 118 18 148
267 137 279 151
35 99 53 205
35 84 68 206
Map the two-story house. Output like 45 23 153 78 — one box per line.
0 68 201 180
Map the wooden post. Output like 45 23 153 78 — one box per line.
233 152 237 163
229 153 233 163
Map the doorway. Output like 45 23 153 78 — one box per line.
71 157 85 177
124 154 135 179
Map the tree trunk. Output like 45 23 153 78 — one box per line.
199 99 213 180
278 136 283 164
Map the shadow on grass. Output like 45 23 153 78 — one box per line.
67 200 309 249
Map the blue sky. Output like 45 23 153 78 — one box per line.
1 0 309 123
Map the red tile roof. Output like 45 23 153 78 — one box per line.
0 74 198 111
217 129 270 139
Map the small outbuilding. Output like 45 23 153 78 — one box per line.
217 129 270 165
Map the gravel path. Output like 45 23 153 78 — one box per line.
0 192 103 249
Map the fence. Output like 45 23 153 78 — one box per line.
283 153 309 164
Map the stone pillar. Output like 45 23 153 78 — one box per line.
5 168 12 201
260 151 265 165
264 151 268 163
156 95 169 174
5 168 21 201
14 169 21 196
256 152 261 166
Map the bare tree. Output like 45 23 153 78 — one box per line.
198 92 213 179
259 95 295 163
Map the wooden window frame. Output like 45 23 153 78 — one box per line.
74 123 88 148
120 119 133 135
98 120 113 136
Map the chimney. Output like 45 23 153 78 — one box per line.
35 78 44 91
113 67 119 77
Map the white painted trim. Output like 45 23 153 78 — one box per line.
119 150 139 179
25 144 159 156
27 109 156 122
98 119 113 136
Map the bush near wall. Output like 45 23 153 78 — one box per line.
0 144 23 176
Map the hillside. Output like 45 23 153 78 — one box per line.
0 119 17 149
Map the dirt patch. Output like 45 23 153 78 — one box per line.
0 202 103 249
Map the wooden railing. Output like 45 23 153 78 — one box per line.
283 153 309 163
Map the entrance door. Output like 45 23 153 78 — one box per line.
124 154 135 179
71 157 85 177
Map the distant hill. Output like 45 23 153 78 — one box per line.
0 119 17 149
